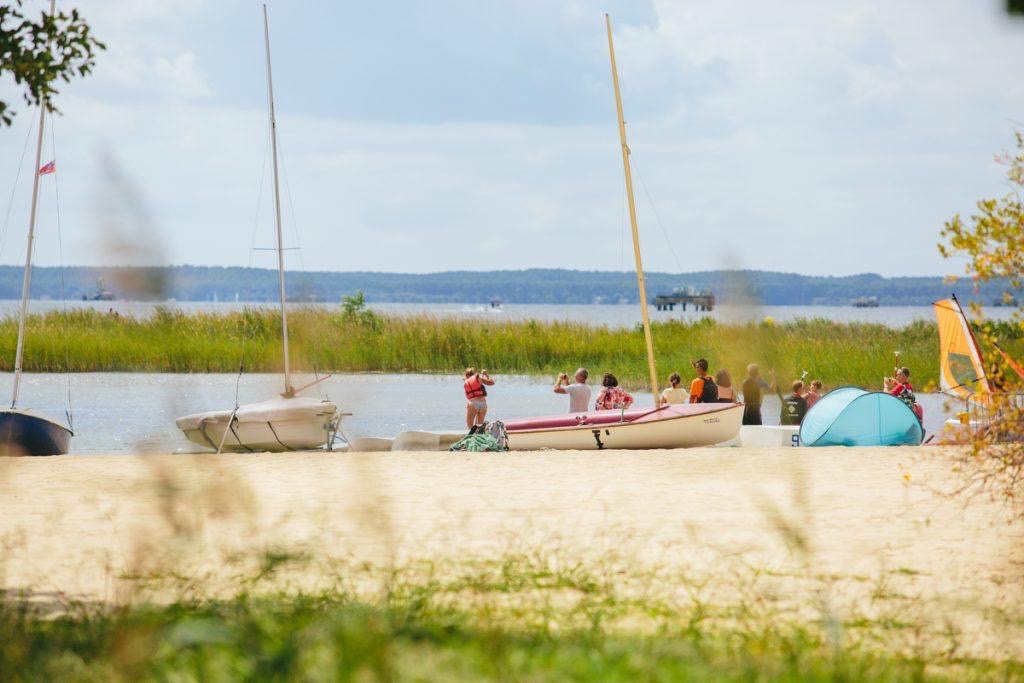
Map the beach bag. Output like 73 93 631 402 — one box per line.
483 420 508 450
449 433 504 452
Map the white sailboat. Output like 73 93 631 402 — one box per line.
502 15 742 450
0 0 74 457
175 5 341 453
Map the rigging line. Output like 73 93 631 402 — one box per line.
629 152 684 273
0 120 37 261
49 120 73 426
275 135 305 272
249 131 272 268
620 176 629 297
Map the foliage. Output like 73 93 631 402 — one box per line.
938 130 1024 514
0 0 105 126
340 290 381 329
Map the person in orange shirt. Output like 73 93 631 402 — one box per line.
688 358 718 403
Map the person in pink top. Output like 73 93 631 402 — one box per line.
594 373 634 411
804 380 823 410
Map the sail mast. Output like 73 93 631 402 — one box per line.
605 14 659 405
262 4 292 394
11 0 57 408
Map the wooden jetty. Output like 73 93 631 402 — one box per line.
653 289 715 312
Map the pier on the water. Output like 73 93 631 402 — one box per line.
653 289 715 312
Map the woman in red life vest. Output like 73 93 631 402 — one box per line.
464 367 495 433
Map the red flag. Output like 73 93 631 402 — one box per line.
38 160 55 175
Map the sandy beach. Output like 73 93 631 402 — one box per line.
2 447 1023 659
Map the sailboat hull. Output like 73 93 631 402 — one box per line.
176 395 340 453
0 409 72 456
504 403 743 450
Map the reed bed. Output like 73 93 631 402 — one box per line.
1 307 1019 388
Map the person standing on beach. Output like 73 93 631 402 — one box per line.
740 364 776 425
715 369 737 403
464 367 495 433
660 372 688 405
595 373 634 411
688 359 718 403
804 380 823 410
554 367 592 413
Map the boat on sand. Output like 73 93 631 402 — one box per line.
0 0 73 456
500 15 742 450
175 5 340 453
505 404 741 450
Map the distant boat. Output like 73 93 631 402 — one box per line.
175 5 341 453
0 0 73 456
502 15 742 450
80 277 115 301
851 296 879 307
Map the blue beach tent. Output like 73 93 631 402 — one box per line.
799 387 923 447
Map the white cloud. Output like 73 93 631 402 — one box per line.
3 0 1024 278
153 52 212 99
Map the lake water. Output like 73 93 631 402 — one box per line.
2 372 963 454
1 299 1017 328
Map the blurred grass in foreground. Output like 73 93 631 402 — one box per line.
2 306 1021 389
3 554 1020 681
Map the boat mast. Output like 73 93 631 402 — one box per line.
11 0 57 409
262 4 292 395
605 14 659 405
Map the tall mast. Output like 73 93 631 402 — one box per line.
262 4 292 394
12 0 57 408
606 14 659 405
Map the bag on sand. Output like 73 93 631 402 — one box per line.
449 433 504 452
483 420 508 450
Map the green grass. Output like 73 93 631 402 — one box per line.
2 307 1021 389
3 557 1019 682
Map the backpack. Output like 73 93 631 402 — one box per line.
699 376 718 403
482 420 508 450
895 386 923 422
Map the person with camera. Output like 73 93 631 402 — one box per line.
554 367 592 413
463 367 496 433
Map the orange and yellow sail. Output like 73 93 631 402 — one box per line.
933 297 993 399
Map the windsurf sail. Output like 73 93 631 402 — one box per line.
933 296 993 398
994 342 1024 382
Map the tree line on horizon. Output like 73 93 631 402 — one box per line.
0 265 1013 307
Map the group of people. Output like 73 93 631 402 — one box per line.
463 361 919 433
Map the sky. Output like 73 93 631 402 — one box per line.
1 0 1023 278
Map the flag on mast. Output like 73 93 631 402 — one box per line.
38 160 56 175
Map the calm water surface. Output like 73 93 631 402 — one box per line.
1 373 961 455
0 300 1016 328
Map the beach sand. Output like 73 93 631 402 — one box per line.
2 447 1022 657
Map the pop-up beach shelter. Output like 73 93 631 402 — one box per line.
799 387 923 447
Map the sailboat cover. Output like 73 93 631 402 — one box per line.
933 298 991 399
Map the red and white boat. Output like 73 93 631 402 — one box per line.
503 403 743 450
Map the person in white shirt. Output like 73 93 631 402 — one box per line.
554 367 592 413
660 372 688 405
